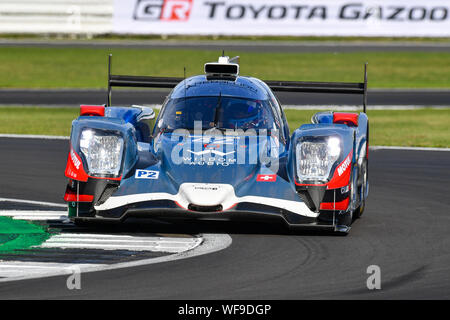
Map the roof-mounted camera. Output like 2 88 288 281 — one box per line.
204 55 240 81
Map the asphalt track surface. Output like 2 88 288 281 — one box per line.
0 137 449 299
2 89 450 106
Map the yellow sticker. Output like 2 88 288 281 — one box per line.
176 111 182 115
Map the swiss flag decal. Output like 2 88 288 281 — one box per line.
257 174 277 182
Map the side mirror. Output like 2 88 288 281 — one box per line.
133 105 156 142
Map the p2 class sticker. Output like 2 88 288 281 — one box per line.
135 170 160 179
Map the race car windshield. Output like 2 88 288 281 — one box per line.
156 96 277 132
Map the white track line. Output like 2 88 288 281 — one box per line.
45 233 197 240
0 233 231 283
39 233 202 252
0 210 68 221
0 198 66 208
0 210 232 282
0 262 103 278
0 134 68 140
370 146 450 152
0 211 202 252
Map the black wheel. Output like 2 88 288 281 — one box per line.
333 168 356 235
354 158 368 219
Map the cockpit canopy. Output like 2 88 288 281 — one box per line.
155 95 278 132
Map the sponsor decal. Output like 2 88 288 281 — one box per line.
135 169 160 179
337 153 351 176
204 2 449 22
65 147 88 182
179 136 238 166
188 149 235 157
194 185 220 191
338 4 448 22
183 156 237 166
257 174 277 182
116 1 450 37
134 0 193 21
205 2 327 20
70 149 81 170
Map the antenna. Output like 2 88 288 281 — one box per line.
222 50 225 57
184 66 187 101
107 54 112 107
363 62 368 113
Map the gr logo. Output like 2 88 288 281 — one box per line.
134 0 193 21
135 169 160 179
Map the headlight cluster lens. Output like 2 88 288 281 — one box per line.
296 137 341 182
80 129 124 176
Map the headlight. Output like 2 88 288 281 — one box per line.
296 137 341 182
80 129 124 177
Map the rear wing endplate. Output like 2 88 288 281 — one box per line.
107 54 368 113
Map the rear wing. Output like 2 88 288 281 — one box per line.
264 70 368 113
107 54 368 113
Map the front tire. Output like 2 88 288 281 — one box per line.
354 158 368 219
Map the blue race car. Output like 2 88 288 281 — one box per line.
64 55 369 234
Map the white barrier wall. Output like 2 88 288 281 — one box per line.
0 0 449 37
113 0 450 37
0 0 112 34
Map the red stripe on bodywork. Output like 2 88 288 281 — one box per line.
320 197 349 211
64 188 93 202
65 145 122 182
327 151 352 189
65 146 89 182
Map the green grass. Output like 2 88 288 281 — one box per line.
0 47 449 88
0 216 50 253
0 107 448 147
0 107 77 136
284 109 450 148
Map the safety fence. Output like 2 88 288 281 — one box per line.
0 0 112 34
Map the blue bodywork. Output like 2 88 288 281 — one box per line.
66 74 369 233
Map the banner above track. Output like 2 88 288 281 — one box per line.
113 0 450 37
